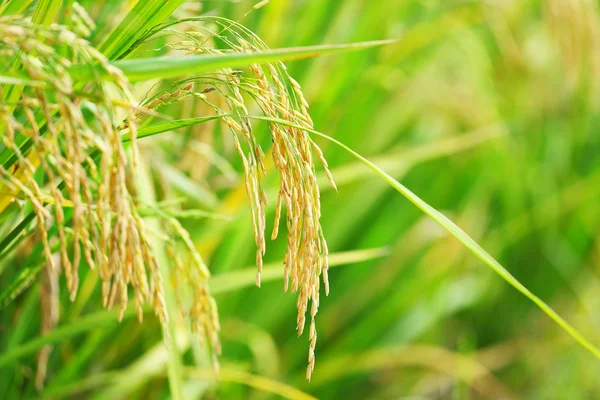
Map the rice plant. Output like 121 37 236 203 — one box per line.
2 0 600 399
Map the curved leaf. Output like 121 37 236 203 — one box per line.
244 115 600 361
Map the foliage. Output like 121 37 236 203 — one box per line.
1 0 600 399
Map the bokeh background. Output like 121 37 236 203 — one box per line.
3 0 600 398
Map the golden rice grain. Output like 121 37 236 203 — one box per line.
148 21 336 380
0 17 181 347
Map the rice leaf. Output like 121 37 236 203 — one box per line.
0 309 136 367
97 0 186 59
70 40 396 82
245 115 600 361
0 0 34 16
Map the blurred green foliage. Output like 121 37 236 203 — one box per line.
2 0 600 399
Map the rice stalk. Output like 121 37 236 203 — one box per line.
0 16 220 369
138 17 337 380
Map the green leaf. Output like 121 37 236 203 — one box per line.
129 115 231 142
30 0 61 26
97 0 186 60
185 367 318 400
244 115 600 362
0 263 43 308
210 247 390 295
133 155 185 400
0 75 45 87
0 0 34 16
0 308 137 367
70 40 396 82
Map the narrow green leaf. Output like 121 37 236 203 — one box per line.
0 75 45 87
134 156 185 400
245 115 600 361
30 0 61 26
0 213 67 307
0 212 36 260
185 367 318 400
0 309 137 367
0 0 34 16
210 247 391 295
129 115 231 142
97 0 186 59
154 164 219 209
70 40 396 82
0 263 43 308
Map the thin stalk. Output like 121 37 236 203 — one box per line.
133 156 184 400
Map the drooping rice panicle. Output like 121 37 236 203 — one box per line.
0 17 190 344
138 17 336 380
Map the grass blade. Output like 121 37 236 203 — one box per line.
129 115 232 142
245 115 600 361
133 156 184 400
70 40 396 82
97 0 185 59
0 0 34 15
0 309 136 367
44 362 317 400
185 367 317 400
30 0 61 27
210 247 390 295
0 75 45 87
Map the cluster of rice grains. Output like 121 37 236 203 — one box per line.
166 217 221 364
244 55 337 381
140 17 337 380
0 17 220 365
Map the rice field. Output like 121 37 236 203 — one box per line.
1 0 600 399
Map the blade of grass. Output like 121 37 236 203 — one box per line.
0 308 137 367
320 123 507 190
43 364 316 400
91 329 190 400
0 262 43 308
0 288 39 396
97 0 186 59
45 328 116 388
0 0 34 15
42 372 121 398
185 367 317 400
0 212 36 261
70 40 396 82
245 115 600 361
30 0 61 27
133 156 184 400
0 75 45 87
210 247 390 295
126 114 232 141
